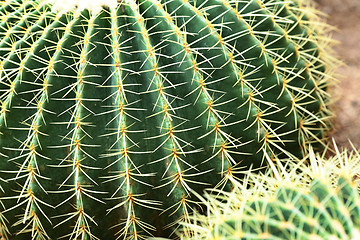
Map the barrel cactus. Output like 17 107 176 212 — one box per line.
183 147 360 240
0 0 336 239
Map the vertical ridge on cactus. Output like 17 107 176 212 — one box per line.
0 0 337 239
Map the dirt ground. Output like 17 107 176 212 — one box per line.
315 0 360 150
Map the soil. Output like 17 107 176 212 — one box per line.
315 0 360 150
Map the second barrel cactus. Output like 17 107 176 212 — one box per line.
0 0 336 239
183 147 360 240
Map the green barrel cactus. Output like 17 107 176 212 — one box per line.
0 0 336 239
183 147 360 240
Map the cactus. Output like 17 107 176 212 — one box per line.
0 0 336 239
183 146 360 240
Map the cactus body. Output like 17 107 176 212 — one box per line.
184 148 360 240
0 0 335 239
210 178 360 240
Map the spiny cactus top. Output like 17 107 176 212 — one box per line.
0 0 336 239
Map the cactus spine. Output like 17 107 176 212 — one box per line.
0 0 336 239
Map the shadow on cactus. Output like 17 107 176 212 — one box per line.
181 145 360 240
0 0 337 239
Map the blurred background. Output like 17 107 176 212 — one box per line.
315 0 360 150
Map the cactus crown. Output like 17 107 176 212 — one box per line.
47 0 118 13
0 0 337 239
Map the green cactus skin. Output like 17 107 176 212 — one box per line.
183 147 360 240
0 0 336 239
